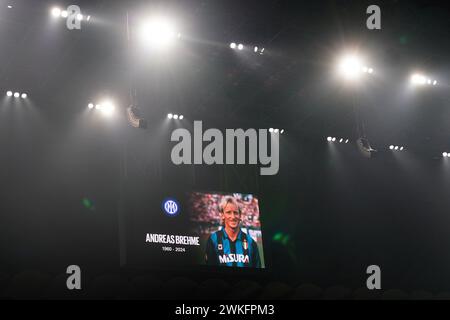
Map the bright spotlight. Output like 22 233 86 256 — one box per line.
173 114 179 120
443 152 448 157
327 137 332 142
100 101 115 116
332 137 336 142
368 68 374 74
51 7 61 17
139 17 177 49
433 80 438 86
338 54 363 80
61 10 68 18
21 93 27 99
400 146 404 151
168 113 173 119
14 92 20 98
6 91 12 97
339 138 344 143
77 14 83 21
274 129 279 133
269 128 274 133
237 44 244 50
394 146 399 150
254 46 258 53
88 103 94 109
87 16 91 21
280 129 284 134
179 115 184 120
230 43 236 49
411 74 427 85
389 145 394 150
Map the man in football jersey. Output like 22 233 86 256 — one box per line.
205 196 261 268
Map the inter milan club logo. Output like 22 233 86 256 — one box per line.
162 198 180 217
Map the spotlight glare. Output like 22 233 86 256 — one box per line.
21 93 27 99
389 145 394 150
433 80 438 86
77 14 83 21
168 113 173 119
339 138 343 143
100 101 115 116
61 10 68 18
338 54 363 80
394 146 399 150
51 7 61 17
368 68 374 74
280 129 284 134
139 17 177 49
400 146 404 151
270 128 274 133
332 137 336 142
345 139 349 144
411 74 427 85
173 114 179 120
6 91 12 97
179 115 184 120
230 42 236 49
327 137 332 142
274 129 279 133
88 103 94 109
254 46 258 53
87 16 91 21
14 92 20 98
237 44 244 50
443 152 448 157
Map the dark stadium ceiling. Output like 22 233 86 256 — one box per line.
1 0 450 153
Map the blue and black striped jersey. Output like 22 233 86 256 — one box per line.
205 228 261 268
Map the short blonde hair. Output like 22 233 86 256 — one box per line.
218 196 241 214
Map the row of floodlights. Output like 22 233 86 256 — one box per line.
88 101 115 116
6 91 27 99
230 43 265 54
389 145 405 151
168 113 184 120
443 152 450 158
269 128 285 134
410 74 438 86
327 137 350 143
51 7 90 21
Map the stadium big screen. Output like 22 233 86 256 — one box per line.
124 190 266 270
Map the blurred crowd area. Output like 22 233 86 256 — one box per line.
0 269 446 300
188 192 261 235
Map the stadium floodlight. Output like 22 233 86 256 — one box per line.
6 91 13 97
332 137 336 142
433 80 438 86
168 113 173 119
87 16 91 22
400 146 404 151
139 16 177 50
254 46 258 53
77 14 83 21
337 54 363 80
100 101 115 116
21 93 27 99
339 138 344 143
179 115 184 120
327 137 332 142
230 43 236 49
173 114 179 119
274 128 279 133
269 128 274 133
389 145 394 150
237 44 244 50
88 103 94 109
411 74 427 86
14 92 20 98
51 7 61 17
61 10 68 18
280 129 284 134
443 152 448 158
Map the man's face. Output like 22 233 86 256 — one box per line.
222 202 241 230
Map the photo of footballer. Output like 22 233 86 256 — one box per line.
188 192 265 268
